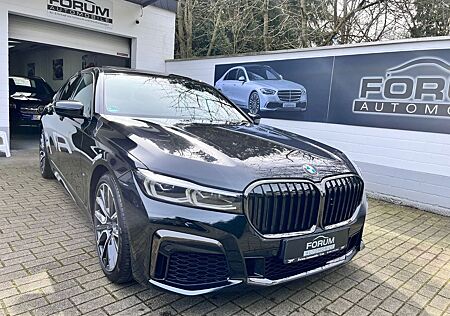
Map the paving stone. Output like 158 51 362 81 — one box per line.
343 305 370 316
428 294 449 311
288 288 315 305
181 300 216 316
102 295 142 314
76 293 116 314
303 295 331 314
46 286 85 304
206 302 241 316
114 302 151 316
268 298 299 316
395 303 421 316
378 296 403 313
243 297 276 316
33 299 74 316
342 288 366 303
357 294 382 311
326 297 353 315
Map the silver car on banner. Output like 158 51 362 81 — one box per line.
215 64 307 114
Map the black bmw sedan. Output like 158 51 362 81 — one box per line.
39 67 367 295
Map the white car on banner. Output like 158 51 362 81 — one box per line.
215 64 307 114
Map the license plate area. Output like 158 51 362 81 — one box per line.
283 102 296 108
32 115 41 121
282 228 349 264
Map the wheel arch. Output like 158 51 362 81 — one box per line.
89 163 111 214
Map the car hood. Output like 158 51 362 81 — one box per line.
102 116 355 191
10 92 52 106
252 79 305 90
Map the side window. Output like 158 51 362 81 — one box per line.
72 73 94 118
225 69 237 80
236 69 246 80
59 76 81 100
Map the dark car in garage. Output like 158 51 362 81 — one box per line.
39 67 367 295
9 76 54 126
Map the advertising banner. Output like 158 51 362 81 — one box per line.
214 49 450 134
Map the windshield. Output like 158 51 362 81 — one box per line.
245 66 281 81
10 77 54 96
103 73 249 124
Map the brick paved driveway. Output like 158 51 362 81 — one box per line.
0 149 449 316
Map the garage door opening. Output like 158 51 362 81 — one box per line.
8 14 131 151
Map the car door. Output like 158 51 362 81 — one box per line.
68 72 96 202
220 69 238 103
45 75 81 174
233 68 249 106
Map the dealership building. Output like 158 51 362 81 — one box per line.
0 0 176 142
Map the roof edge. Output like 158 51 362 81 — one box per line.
167 36 450 63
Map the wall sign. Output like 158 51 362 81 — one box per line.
47 0 113 27
214 49 450 134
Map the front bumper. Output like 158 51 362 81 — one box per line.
10 111 42 126
117 172 366 295
263 101 307 111
260 94 307 111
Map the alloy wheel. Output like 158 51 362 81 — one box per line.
249 92 260 114
94 182 120 272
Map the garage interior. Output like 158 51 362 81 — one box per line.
8 15 131 151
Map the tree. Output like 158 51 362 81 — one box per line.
174 0 450 59
411 0 450 37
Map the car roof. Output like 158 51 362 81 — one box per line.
80 66 206 87
82 66 172 77
240 64 273 68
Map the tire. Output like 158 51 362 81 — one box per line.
93 173 133 283
248 91 261 114
39 129 55 179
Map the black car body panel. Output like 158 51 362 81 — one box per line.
40 67 366 295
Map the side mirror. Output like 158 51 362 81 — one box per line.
238 76 246 82
249 113 261 125
55 100 84 119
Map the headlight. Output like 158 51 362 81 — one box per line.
135 169 242 213
260 88 276 95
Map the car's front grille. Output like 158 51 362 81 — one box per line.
245 182 320 235
278 90 302 102
264 249 347 280
323 176 364 227
165 252 230 289
244 175 364 236
19 105 45 115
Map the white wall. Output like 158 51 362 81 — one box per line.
0 0 175 145
165 38 450 216
10 47 128 91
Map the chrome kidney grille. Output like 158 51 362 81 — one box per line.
245 182 320 236
244 175 364 237
277 90 303 102
323 176 364 227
